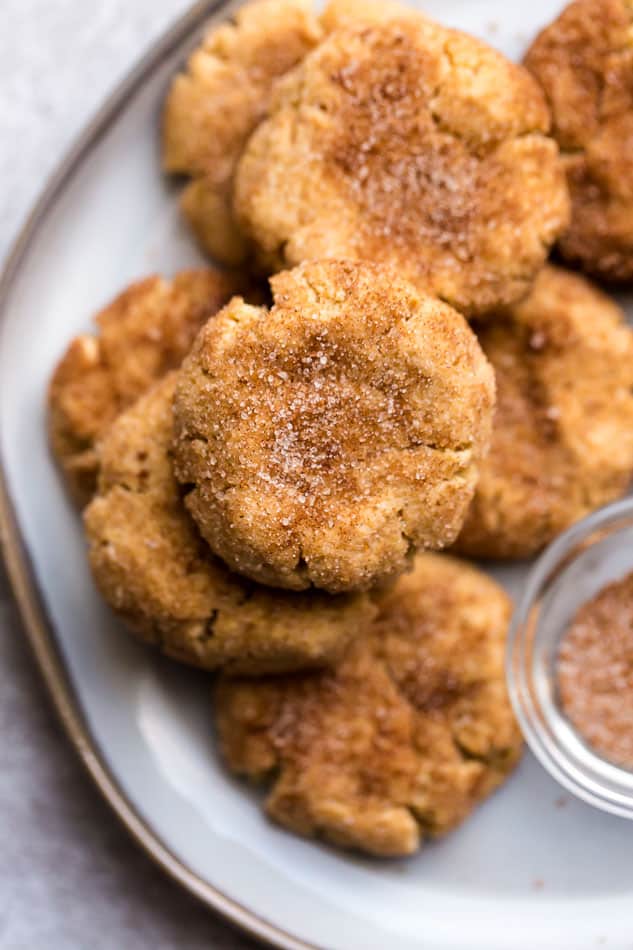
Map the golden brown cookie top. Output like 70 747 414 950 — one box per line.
321 0 420 30
216 552 522 857
84 373 375 674
525 0 633 279
455 265 633 559
163 0 323 264
163 0 322 181
235 15 569 315
48 269 241 506
525 0 633 151
173 259 495 592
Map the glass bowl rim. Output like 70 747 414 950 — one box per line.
506 495 633 819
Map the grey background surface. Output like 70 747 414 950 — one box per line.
0 3 255 948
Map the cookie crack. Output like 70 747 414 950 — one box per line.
431 38 552 151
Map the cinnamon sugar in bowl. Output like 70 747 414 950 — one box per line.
508 497 633 818
558 572 633 770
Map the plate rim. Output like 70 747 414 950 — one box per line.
0 3 314 948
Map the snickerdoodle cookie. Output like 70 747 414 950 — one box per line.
525 0 633 281
163 0 322 265
84 374 374 674
173 259 495 593
320 0 420 31
49 269 242 506
215 552 522 857
234 14 569 316
455 266 633 560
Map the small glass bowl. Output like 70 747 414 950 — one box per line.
507 496 633 819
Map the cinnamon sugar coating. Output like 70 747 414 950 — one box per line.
215 553 522 857
455 266 633 560
163 0 322 265
84 374 374 674
234 14 569 316
559 570 633 768
173 260 495 593
525 0 633 281
321 0 420 31
48 269 241 506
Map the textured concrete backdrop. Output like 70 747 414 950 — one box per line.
0 3 256 947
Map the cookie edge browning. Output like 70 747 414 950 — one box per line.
454 264 633 559
524 0 633 281
84 373 376 675
162 0 324 266
215 553 523 857
48 269 242 507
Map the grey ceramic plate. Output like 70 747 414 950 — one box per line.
2 1 633 947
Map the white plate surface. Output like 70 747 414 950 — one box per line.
2 1 633 948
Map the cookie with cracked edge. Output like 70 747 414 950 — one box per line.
173 259 495 593
162 0 323 266
84 373 374 675
454 265 633 560
525 0 633 281
320 0 422 31
48 268 244 507
215 552 522 858
234 12 570 317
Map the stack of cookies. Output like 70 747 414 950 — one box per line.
48 0 633 857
